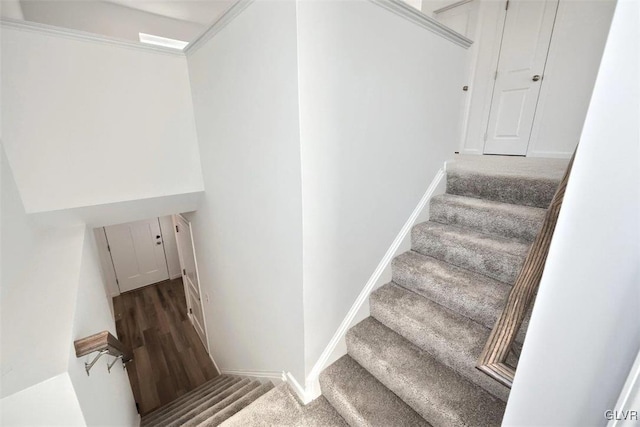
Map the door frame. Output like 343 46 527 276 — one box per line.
173 214 213 357
460 0 564 157
434 0 484 153
481 0 559 156
103 217 171 293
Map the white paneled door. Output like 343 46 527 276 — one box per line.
434 0 480 150
483 0 559 155
174 215 208 351
105 218 169 293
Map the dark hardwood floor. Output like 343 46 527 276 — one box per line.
114 278 218 415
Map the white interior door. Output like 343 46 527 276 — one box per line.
483 0 559 155
434 0 481 149
173 215 208 351
104 218 169 293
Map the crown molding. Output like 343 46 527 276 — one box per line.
183 0 254 56
2 0 470 59
370 0 472 49
0 17 185 56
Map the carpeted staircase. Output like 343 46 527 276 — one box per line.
317 156 564 426
314 157 564 426
143 156 567 426
140 375 274 427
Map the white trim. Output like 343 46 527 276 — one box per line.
460 148 483 156
174 214 213 358
221 369 283 381
461 1 508 155
184 0 254 55
303 168 446 401
370 0 472 48
0 18 183 56
283 372 313 404
93 227 121 297
608 349 640 427
433 0 474 15
526 150 573 159
2 0 470 61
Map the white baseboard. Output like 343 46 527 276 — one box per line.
209 354 221 377
283 371 313 404
460 148 483 155
302 167 447 402
526 150 573 159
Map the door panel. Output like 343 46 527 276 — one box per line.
188 290 207 345
494 88 529 137
435 0 480 148
105 218 169 293
483 0 559 155
174 215 208 350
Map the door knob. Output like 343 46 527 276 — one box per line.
532 75 541 82
156 242 162 245
156 235 161 239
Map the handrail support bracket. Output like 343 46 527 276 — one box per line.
85 349 109 376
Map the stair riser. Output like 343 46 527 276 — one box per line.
158 379 252 427
412 226 525 284
446 171 557 208
181 382 262 427
370 284 509 402
346 319 505 426
391 255 508 331
141 376 235 425
320 356 430 427
430 196 544 243
201 383 275 427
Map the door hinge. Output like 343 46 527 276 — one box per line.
107 245 111 252
505 0 509 10
183 268 186 276
483 132 488 142
116 278 119 285
175 225 179 233
494 70 498 80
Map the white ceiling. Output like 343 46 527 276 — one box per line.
9 0 236 44
105 0 234 26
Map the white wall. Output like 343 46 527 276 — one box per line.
527 0 616 158
185 1 306 381
0 373 86 426
461 0 614 157
1 25 204 214
296 0 466 376
0 147 85 398
0 0 24 20
1 144 138 423
67 229 138 426
504 0 640 424
19 0 203 43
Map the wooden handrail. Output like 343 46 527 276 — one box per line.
74 331 132 363
476 150 576 388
